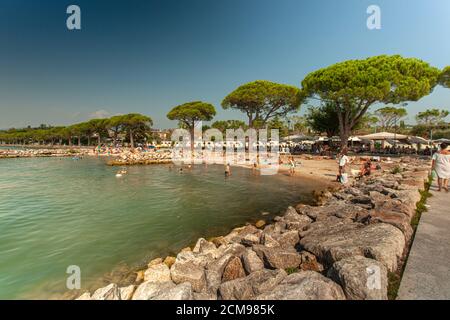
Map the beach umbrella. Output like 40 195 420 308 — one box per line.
358 131 408 140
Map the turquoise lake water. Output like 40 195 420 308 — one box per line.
0 157 321 299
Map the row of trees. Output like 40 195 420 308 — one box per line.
2 55 449 149
0 114 152 149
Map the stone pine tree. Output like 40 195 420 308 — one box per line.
167 101 216 151
301 55 441 149
222 80 303 128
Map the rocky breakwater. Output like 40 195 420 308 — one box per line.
0 148 88 159
107 150 172 166
76 157 430 300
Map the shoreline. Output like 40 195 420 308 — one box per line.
73 156 430 300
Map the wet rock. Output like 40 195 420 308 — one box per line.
255 220 266 228
135 270 145 283
242 249 264 274
210 236 228 247
222 256 246 282
144 263 172 283
148 257 163 267
91 283 121 300
119 285 136 300
256 271 345 300
164 256 176 268
193 238 216 254
300 221 405 272
219 269 287 300
328 256 388 300
252 245 302 270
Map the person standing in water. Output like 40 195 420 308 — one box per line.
432 142 450 192
225 163 231 177
289 156 296 176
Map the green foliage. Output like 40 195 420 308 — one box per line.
285 267 299 275
211 120 246 132
167 101 216 129
301 55 441 146
440 66 450 88
306 103 340 137
222 80 302 127
415 108 449 126
375 106 408 130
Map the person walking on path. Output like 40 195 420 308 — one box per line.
432 142 450 192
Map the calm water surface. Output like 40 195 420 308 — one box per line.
0 157 321 299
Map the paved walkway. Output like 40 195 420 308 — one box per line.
398 182 450 300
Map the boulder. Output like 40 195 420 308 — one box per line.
222 256 246 282
255 220 266 228
262 233 280 248
91 283 121 300
148 257 163 267
205 253 235 294
277 230 300 249
119 285 136 300
144 263 172 283
252 245 302 270
153 282 194 300
163 256 176 268
300 220 405 272
171 259 206 292
241 233 261 247
76 292 91 300
242 249 264 274
256 271 345 300
328 256 388 300
193 238 217 254
299 251 323 272
219 269 287 300
132 280 193 300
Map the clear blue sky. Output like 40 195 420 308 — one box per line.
1 0 449 129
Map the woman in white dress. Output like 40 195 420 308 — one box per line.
432 142 450 192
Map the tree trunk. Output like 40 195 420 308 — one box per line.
87 136 91 146
130 130 134 149
69 137 73 146
97 135 101 147
78 137 81 147
190 126 195 153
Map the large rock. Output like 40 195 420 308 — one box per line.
222 256 246 282
219 269 287 300
256 271 345 300
171 259 206 292
132 280 193 300
119 285 136 300
144 263 172 282
299 251 323 272
299 220 405 271
132 281 175 300
242 249 264 274
252 245 302 270
193 238 217 254
328 256 388 300
205 253 234 294
91 283 121 300
276 230 300 249
76 292 92 300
